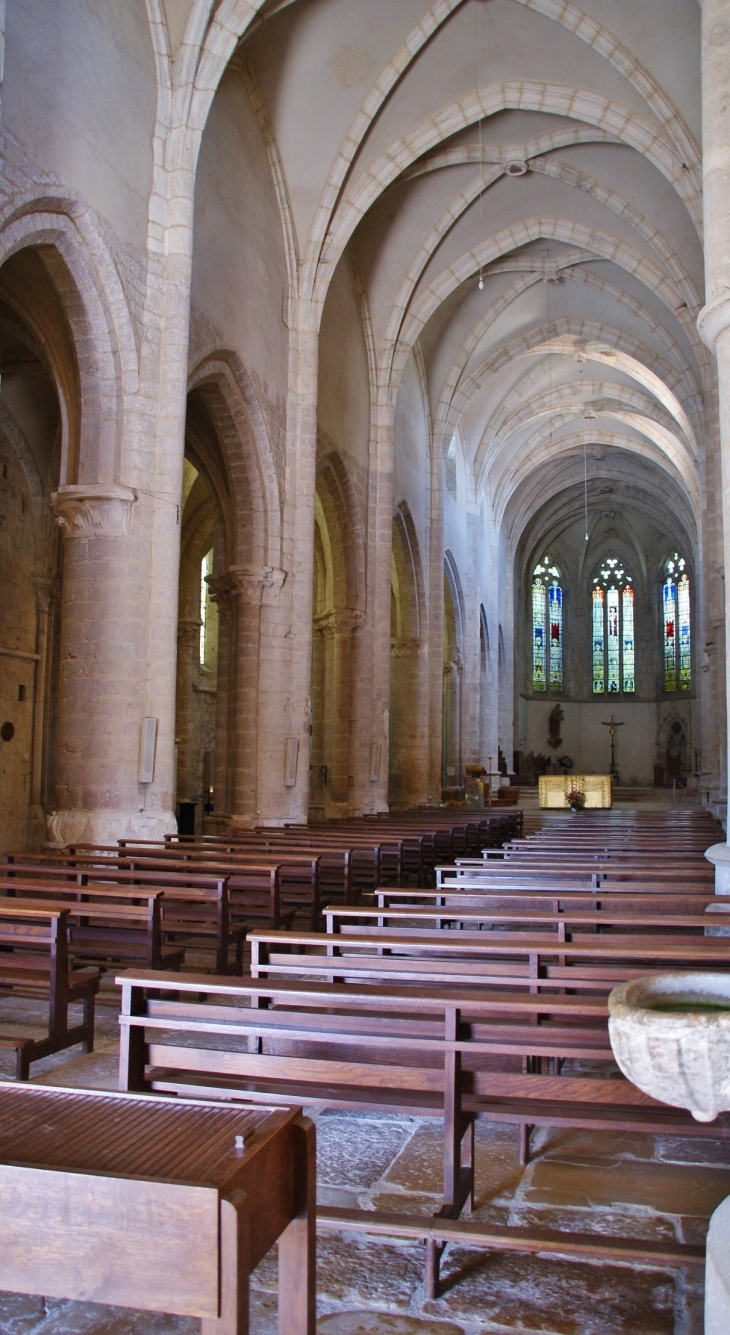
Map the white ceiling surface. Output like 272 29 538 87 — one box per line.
230 0 704 542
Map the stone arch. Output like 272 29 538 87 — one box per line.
0 201 138 485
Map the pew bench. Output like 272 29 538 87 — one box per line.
1 882 184 972
117 968 713 1297
0 905 100 1078
2 862 245 973
246 926 730 994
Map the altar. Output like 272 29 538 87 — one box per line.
539 774 613 809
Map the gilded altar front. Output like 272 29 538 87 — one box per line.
538 774 613 809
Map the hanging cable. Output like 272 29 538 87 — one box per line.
477 0 484 290
584 439 589 541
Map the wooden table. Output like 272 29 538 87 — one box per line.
0 1082 314 1335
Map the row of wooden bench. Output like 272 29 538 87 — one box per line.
115 806 726 1294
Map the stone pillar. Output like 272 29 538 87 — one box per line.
46 484 177 846
207 573 237 823
174 617 202 806
254 318 318 825
698 0 730 861
312 608 363 816
229 565 286 828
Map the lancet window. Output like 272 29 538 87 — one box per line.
200 550 213 666
532 557 563 692
592 558 635 694
662 554 691 692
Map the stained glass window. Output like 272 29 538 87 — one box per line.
532 557 562 692
663 554 690 692
591 557 635 694
607 585 619 692
532 580 546 691
678 574 691 690
549 581 563 691
592 587 605 693
622 586 635 693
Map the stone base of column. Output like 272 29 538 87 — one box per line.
705 843 730 893
46 808 177 848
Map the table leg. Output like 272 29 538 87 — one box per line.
278 1116 316 1335
203 1190 250 1335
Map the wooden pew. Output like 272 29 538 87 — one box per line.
2 862 244 973
0 904 100 1078
117 968 710 1297
246 924 730 994
0 882 183 972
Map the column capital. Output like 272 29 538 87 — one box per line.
698 291 730 352
314 608 366 638
50 484 137 538
229 564 287 606
31 574 59 613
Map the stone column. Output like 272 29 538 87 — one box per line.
698 0 730 881
174 617 202 806
207 573 237 824
255 317 318 825
229 565 286 828
313 608 363 816
46 484 178 847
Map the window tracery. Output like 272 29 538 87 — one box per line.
532 557 562 692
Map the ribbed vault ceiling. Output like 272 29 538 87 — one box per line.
233 0 702 546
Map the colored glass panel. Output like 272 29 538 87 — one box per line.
592 587 605 693
532 580 546 691
663 578 677 692
622 585 635 693
548 581 562 691
678 573 691 691
607 585 619 693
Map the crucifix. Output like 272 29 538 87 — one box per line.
602 714 624 779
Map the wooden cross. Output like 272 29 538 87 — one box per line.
602 714 624 778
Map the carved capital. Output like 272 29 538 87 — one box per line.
229 564 287 606
50 484 137 538
206 572 238 609
177 617 202 649
391 637 424 659
314 608 365 639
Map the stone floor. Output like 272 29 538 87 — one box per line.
0 984 719 1335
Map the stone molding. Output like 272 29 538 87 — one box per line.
50 484 137 538
697 291 730 352
31 575 59 613
229 564 287 606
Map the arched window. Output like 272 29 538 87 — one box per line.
592 557 635 694
663 553 691 692
532 556 562 692
199 549 213 666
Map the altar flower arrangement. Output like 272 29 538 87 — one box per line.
566 788 586 812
